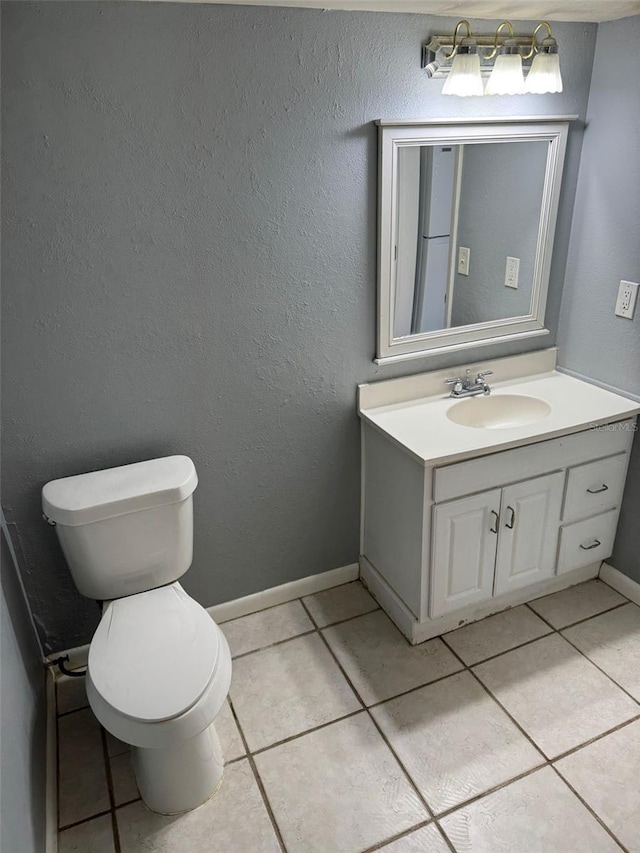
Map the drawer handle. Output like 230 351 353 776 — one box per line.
505 506 516 529
586 484 608 494
579 539 601 551
490 510 499 534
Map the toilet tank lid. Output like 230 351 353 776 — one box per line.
42 455 198 527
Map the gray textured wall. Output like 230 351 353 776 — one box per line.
1 2 596 652
451 140 548 327
0 524 47 853
557 15 640 583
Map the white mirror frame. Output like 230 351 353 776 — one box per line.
376 116 573 364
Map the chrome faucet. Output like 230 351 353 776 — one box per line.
445 369 493 398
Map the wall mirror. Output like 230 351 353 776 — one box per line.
376 117 572 363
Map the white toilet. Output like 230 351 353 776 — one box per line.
42 455 232 815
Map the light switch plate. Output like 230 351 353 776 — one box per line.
615 280 638 319
505 256 520 289
458 246 470 276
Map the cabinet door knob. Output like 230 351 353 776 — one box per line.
579 539 601 550
505 506 516 529
490 510 499 534
586 484 608 494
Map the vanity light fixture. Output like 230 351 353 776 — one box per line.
441 21 483 97
524 22 563 93
422 20 563 97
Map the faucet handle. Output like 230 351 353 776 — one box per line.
445 376 463 386
476 370 493 379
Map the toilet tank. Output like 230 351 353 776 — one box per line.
42 456 198 601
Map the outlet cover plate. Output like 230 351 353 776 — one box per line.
615 280 639 319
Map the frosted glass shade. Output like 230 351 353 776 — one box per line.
525 51 563 93
442 52 483 97
485 53 525 95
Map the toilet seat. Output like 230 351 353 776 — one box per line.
86 583 232 748
89 583 220 723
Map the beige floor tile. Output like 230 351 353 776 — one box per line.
323 610 462 706
371 671 543 814
58 814 115 853
59 709 110 827
110 752 139 806
230 632 360 751
473 633 638 758
302 581 378 628
117 759 280 853
220 600 313 657
440 766 620 853
378 824 450 852
215 698 246 762
444 605 551 666
563 602 640 700
254 713 428 853
528 579 626 629
104 730 128 758
555 719 640 851
57 675 89 715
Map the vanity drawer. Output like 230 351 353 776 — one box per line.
563 453 628 523
433 421 634 503
557 509 618 574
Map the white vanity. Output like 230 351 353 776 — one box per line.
358 350 639 644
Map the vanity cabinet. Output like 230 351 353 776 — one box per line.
431 472 564 617
360 416 636 644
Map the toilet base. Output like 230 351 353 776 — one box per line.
132 722 224 815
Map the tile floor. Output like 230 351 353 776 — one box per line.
56 578 640 853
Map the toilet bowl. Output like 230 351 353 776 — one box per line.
42 455 232 814
86 583 232 814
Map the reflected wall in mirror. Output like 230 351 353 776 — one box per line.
377 118 572 363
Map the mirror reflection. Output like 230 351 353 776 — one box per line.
393 140 549 339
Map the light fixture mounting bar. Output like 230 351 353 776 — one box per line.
422 34 538 76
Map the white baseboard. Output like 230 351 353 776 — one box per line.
600 562 640 606
46 562 361 664
210 563 360 623
45 667 58 853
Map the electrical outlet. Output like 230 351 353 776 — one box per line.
458 246 470 276
505 256 520 289
615 280 639 319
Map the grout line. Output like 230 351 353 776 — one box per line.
360 817 434 853
114 796 142 810
230 629 317 661
250 709 366 758
100 727 122 853
434 763 547 822
524 602 640 706
549 764 629 851
246 754 288 853
442 627 555 668
558 631 640 707
364 665 466 711
58 809 113 833
299 598 436 826
217 580 365 627
57 703 91 718
527 598 630 632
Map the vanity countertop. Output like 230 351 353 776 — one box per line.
359 370 640 466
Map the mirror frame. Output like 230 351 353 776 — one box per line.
376 116 573 364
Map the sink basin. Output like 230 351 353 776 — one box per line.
447 394 552 430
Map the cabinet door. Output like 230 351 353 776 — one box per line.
494 472 564 596
431 490 501 618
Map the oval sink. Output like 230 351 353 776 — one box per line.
447 394 552 430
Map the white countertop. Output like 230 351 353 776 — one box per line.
360 370 640 466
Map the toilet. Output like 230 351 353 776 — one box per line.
42 455 232 815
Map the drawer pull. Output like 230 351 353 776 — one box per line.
586 484 608 494
579 539 601 551
505 506 516 529
490 510 499 534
